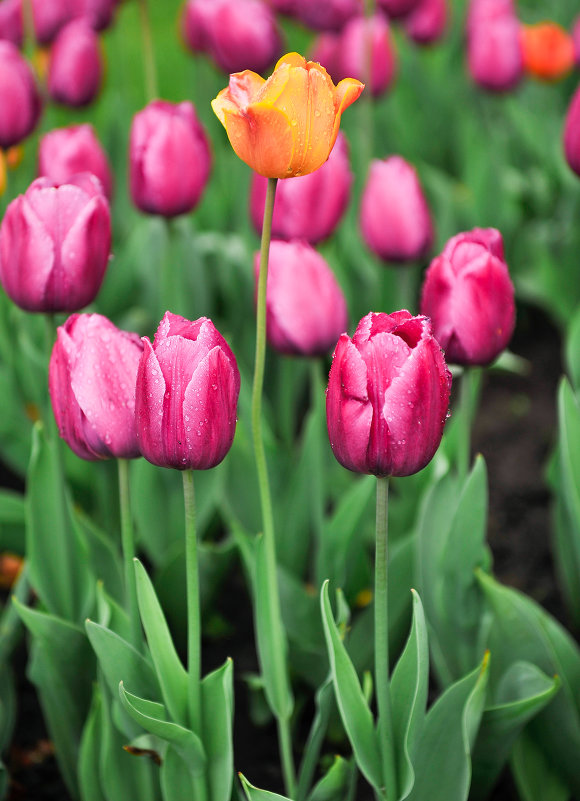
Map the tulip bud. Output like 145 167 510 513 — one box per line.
0 42 41 149
0 0 23 47
182 0 282 75
0 174 111 312
420 227 515 366
38 124 113 199
564 84 580 177
135 312 240 471
70 0 117 31
360 156 434 263
48 19 102 107
378 0 420 20
290 0 361 32
49 314 143 461
255 240 348 357
326 310 451 477
130 100 211 218
29 0 72 44
466 0 523 92
250 133 353 244
402 0 447 45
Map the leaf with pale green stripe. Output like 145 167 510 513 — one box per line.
307 756 351 801
239 774 292 801
320 580 382 793
511 729 569 801
202 658 234 801
79 685 108 801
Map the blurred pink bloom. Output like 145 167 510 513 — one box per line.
466 0 523 91
48 19 102 106
38 124 113 199
573 16 580 67
129 100 211 218
360 155 434 263
135 312 240 471
326 310 451 476
250 132 353 244
49 313 143 460
402 0 447 44
377 0 420 20
0 0 23 46
286 0 362 32
69 0 117 30
255 240 348 357
29 0 71 43
564 83 580 177
0 174 111 312
182 0 282 74
0 41 41 148
420 227 515 366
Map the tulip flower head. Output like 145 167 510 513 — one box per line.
0 174 111 312
280 0 361 32
420 227 515 366
135 312 240 471
378 0 420 19
520 22 575 81
564 84 580 177
403 0 447 45
326 310 451 477
211 52 364 179
38 124 113 199
48 19 103 107
49 314 143 461
0 42 42 149
466 0 523 92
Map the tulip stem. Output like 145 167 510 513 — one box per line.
375 476 397 801
136 0 158 101
457 367 472 483
252 176 297 799
117 459 140 649
182 469 202 735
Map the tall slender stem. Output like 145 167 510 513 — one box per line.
375 476 397 801
457 367 472 483
136 0 158 101
252 177 297 798
117 459 140 649
183 469 202 731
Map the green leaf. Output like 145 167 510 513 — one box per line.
511 729 569 801
390 590 429 800
565 305 580 393
406 653 489 801
296 677 335 801
75 509 124 604
134 559 189 725
307 756 351 801
471 662 560 800
239 773 293 801
202 658 234 801
79 684 108 801
320 580 382 792
159 745 197 801
119 683 206 775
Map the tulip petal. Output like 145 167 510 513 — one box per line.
135 337 167 466
222 103 295 178
330 77 365 148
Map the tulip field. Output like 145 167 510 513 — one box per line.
2 0 580 800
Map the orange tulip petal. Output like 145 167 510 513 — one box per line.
275 52 307 71
223 104 295 178
298 67 338 174
329 77 365 151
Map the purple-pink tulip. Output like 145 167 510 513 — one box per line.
0 174 111 312
130 100 211 218
326 310 451 477
0 41 41 149
377 0 420 20
135 312 240 471
0 0 23 47
466 0 523 92
250 133 353 245
360 156 434 263
29 0 71 43
420 227 515 366
255 240 348 357
49 314 143 461
573 16 580 68
402 0 447 45
564 84 580 177
38 124 113 200
288 0 361 32
48 19 102 107
182 0 282 74
70 0 117 30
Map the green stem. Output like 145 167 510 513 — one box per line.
252 177 297 799
136 0 158 101
183 470 202 731
375 476 397 801
457 367 472 483
117 459 140 649
397 264 417 314
160 218 178 319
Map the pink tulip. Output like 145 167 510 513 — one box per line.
255 240 348 357
250 133 353 245
378 0 420 19
564 83 580 177
49 314 143 461
30 0 72 43
420 228 515 366
182 0 282 74
289 0 361 32
0 174 111 312
48 19 102 107
0 0 23 46
0 41 41 148
135 312 240 471
70 0 117 30
403 0 447 45
38 124 113 199
466 0 523 91
129 100 211 218
326 310 451 477
573 16 580 67
360 156 434 263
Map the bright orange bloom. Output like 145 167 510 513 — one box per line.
521 21 575 81
211 52 364 179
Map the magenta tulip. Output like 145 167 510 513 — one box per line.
135 312 240 471
327 310 451 477
420 228 515 366
255 240 348 357
564 84 580 177
0 174 111 312
29 0 71 43
573 16 580 67
0 41 41 148
71 0 117 30
38 124 113 199
403 0 447 45
0 0 23 46
49 314 143 461
130 100 211 218
466 0 523 91
250 133 353 245
289 0 361 32
377 0 420 19
360 156 434 263
48 19 102 107
182 0 282 74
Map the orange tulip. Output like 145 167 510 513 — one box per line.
521 21 575 81
211 52 364 178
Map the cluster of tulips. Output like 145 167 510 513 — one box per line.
0 1 580 801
